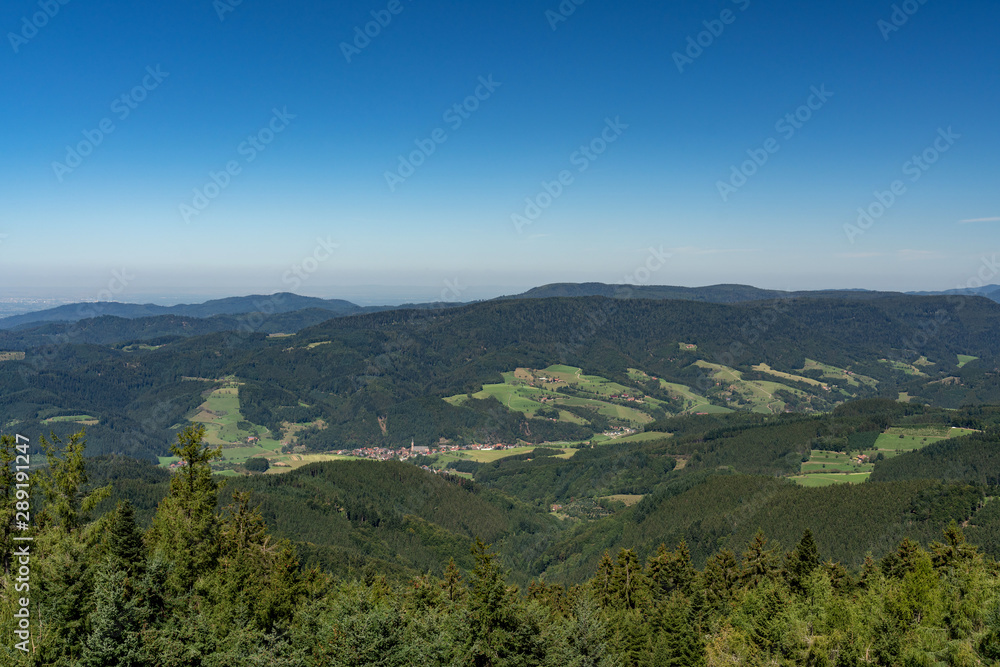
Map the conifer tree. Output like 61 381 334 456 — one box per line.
740 530 780 588
702 548 740 611
442 557 465 603
208 490 302 633
593 551 615 609
647 541 696 603
880 537 922 579
28 430 111 664
147 424 223 594
785 528 820 593
460 538 542 666
0 435 19 576
78 567 146 667
611 548 647 610
930 522 979 569
36 430 111 532
654 594 706 667
106 500 146 579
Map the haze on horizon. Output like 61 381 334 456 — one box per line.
2 0 997 302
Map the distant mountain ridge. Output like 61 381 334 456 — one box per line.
508 282 1000 303
4 282 998 332
0 293 363 330
907 285 1000 298
505 283 890 303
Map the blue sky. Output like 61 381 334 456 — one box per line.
1 0 997 302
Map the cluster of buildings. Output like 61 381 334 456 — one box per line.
608 392 644 403
333 439 516 462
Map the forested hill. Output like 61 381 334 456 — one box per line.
13 427 1000 665
0 292 363 329
506 282 895 302
0 309 353 350
509 282 1000 303
3 293 999 460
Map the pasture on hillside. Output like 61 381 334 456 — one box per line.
445 365 668 429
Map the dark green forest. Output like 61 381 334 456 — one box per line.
3 293 1000 664
6 427 1000 665
3 294 1000 461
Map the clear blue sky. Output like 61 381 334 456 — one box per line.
1 0 997 302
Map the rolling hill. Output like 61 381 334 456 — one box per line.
4 293 1000 461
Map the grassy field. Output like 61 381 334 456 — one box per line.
791 472 871 487
753 363 826 388
800 450 865 474
958 354 978 368
600 430 672 444
429 446 575 468
42 415 98 425
181 384 284 467
792 424 979 487
874 425 977 450
163 451 362 474
628 368 732 415
446 365 664 428
264 453 362 472
800 359 877 387
695 361 810 414
602 494 644 506
121 343 163 351
879 359 928 377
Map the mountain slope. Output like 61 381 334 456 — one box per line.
0 292 362 329
5 294 1000 459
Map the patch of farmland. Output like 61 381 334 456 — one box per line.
879 359 928 377
753 363 826 387
42 415 98 425
791 472 871 487
957 354 978 368
801 359 877 387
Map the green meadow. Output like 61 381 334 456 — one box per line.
958 354 979 368
801 359 877 387
791 472 871 487
42 415 98 425
446 365 664 428
183 384 284 468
